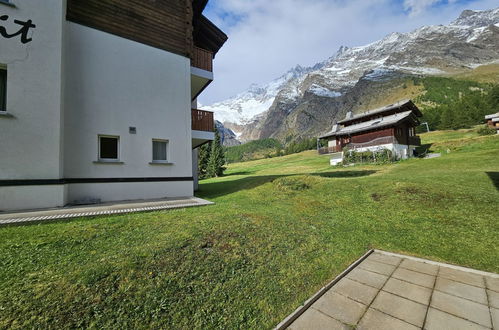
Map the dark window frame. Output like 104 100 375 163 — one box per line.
98 135 120 161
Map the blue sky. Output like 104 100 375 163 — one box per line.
200 0 498 105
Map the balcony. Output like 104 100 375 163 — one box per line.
191 47 214 100
191 109 214 149
192 109 214 132
191 46 213 72
318 146 342 154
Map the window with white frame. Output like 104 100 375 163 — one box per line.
152 139 168 162
0 67 6 112
98 135 120 161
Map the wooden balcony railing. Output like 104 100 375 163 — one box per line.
348 136 398 149
191 46 213 72
318 146 342 154
192 109 214 132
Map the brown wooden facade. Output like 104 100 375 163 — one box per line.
487 119 499 130
320 100 423 154
191 109 214 132
66 0 227 68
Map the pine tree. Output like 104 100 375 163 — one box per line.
206 128 226 178
198 142 211 179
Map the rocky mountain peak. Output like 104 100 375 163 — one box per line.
205 6 499 143
451 7 499 28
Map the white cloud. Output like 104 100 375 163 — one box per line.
200 0 498 104
403 0 441 16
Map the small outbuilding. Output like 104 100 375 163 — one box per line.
319 99 423 165
485 112 499 133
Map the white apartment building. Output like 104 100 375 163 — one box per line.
0 0 226 211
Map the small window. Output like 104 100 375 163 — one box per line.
0 68 6 112
99 135 119 161
152 139 168 162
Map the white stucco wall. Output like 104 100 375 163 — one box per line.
62 23 193 204
0 0 66 210
67 182 192 204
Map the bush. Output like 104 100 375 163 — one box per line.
342 148 395 165
477 126 497 136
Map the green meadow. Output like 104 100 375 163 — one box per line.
1 129 498 329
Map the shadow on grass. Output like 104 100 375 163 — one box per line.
224 171 255 176
197 170 377 199
416 143 433 157
486 172 499 191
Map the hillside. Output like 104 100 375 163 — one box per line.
204 7 499 144
1 131 497 328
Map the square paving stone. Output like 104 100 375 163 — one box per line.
400 258 439 276
383 277 432 305
332 277 379 305
367 253 402 266
430 290 491 328
289 307 350 330
358 259 396 276
491 308 499 330
371 291 427 327
424 307 489 330
485 276 499 292
312 291 367 325
346 267 389 289
488 289 499 309
435 277 487 305
357 308 419 330
392 267 436 288
439 267 485 288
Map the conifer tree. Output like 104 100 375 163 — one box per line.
206 128 226 178
198 142 211 179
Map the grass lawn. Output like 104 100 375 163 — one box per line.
1 132 498 329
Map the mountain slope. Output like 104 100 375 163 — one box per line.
204 8 499 143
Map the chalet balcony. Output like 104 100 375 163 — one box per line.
191 109 214 149
191 47 214 100
318 146 342 154
191 46 213 72
192 109 214 132
348 136 397 149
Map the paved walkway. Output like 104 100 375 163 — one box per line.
0 197 213 225
279 250 499 330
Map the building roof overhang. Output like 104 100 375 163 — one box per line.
193 15 228 57
338 99 422 125
485 112 499 120
320 110 418 139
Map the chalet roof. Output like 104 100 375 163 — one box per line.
485 112 499 120
337 99 421 125
320 110 415 139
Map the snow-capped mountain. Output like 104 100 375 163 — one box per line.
204 7 499 142
202 63 325 126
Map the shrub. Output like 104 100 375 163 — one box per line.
477 126 497 136
342 148 395 165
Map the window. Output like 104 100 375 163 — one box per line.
409 127 415 137
0 68 6 112
152 139 168 162
98 135 119 161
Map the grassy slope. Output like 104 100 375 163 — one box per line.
1 132 498 329
354 64 499 113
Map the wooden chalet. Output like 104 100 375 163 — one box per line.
485 112 499 133
319 100 423 165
